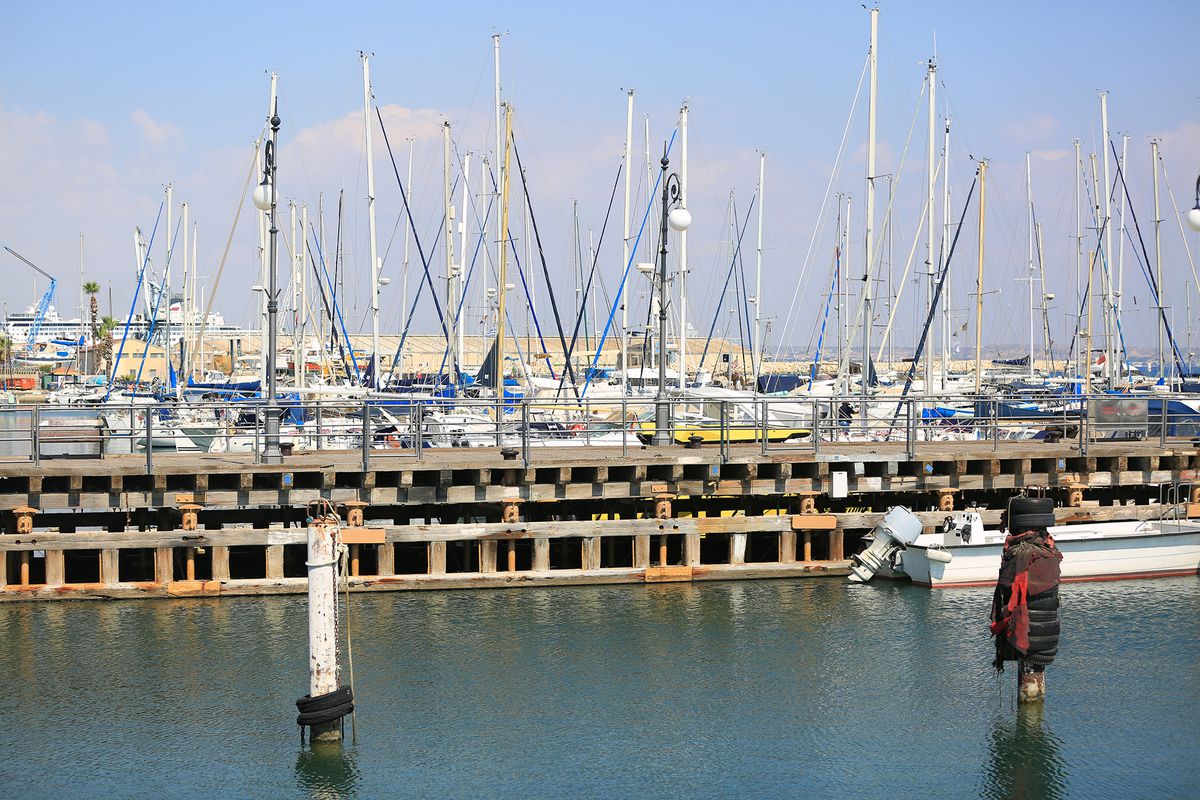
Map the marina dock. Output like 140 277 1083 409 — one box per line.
3 439 1197 600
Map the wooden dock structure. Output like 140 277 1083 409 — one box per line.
2 440 1198 600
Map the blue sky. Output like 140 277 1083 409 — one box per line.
2 0 1198 360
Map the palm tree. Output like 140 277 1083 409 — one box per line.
82 281 101 339
97 315 118 373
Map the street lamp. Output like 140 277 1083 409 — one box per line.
253 110 283 464
651 152 691 446
1187 174 1200 232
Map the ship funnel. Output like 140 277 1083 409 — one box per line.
848 506 924 583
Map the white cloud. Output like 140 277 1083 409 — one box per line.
130 108 182 148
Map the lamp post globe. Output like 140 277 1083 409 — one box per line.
668 207 692 232
1187 206 1200 233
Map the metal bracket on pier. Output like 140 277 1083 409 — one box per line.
933 488 958 512
340 501 367 528
12 506 37 535
1066 483 1087 509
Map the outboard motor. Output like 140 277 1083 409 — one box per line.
848 506 924 583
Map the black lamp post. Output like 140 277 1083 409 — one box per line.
253 110 282 464
651 152 691 447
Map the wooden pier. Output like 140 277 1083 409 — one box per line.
2 440 1198 600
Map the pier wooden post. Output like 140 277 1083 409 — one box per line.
506 540 516 572
730 534 747 565
802 531 813 562
428 542 447 576
100 549 119 585
583 537 600 570
780 531 797 564
45 550 64 586
0 550 7 589
305 515 343 743
211 546 230 582
829 528 845 561
480 541 497 574
19 551 30 586
185 548 196 581
684 532 700 567
266 545 284 579
633 535 650 568
376 543 395 577
155 547 173 584
532 538 550 572
348 545 360 577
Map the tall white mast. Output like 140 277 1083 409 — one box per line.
1074 139 1083 328
678 102 689 390
862 5 879 403
300 204 308 385
194 223 201 377
458 151 471 378
620 89 634 392
183 201 191 396
1152 139 1164 380
753 151 765 388
361 52 381 388
1099 92 1115 384
1116 133 1129 382
924 57 937 393
399 139 413 376
493 33 503 342
941 118 951 388
291 201 300 387
442 122 457 383
1026 152 1035 379
165 182 173 374
78 233 84 343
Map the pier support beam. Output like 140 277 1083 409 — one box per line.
780 531 797 563
155 547 172 584
428 542 447 576
212 546 230 582
533 538 549 572
731 534 747 565
802 531 813 562
266 545 284 579
829 528 844 561
45 550 64 586
100 549 118 585
480 541 497 574
633 535 650 568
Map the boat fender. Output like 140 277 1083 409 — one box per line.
927 547 953 564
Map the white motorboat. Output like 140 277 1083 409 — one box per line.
899 510 1200 588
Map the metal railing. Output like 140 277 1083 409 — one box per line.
0 391 1196 470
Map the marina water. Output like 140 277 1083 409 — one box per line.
2 577 1196 798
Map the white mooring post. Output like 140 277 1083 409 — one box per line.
302 512 346 743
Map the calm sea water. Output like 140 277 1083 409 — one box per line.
1 577 1197 798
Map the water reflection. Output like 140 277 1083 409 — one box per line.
981 703 1068 800
295 742 359 799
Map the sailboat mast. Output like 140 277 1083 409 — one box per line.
492 33 503 344
1026 152 1035 379
975 160 987 395
1099 92 1115 384
924 58 936 393
400 139 413 377
1117 135 1129 378
361 52 381 389
495 105 513 400
941 118 951 388
1074 139 1082 334
442 122 457 384
300 204 309 385
679 102 689 390
458 150 471 377
179 200 188 398
862 5 879 404
620 89 634 393
754 151 765 390
291 202 300 388
1152 139 1165 381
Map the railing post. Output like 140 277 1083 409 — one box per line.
414 403 424 461
361 401 371 472
316 402 324 450
145 408 153 474
812 399 820 455
621 398 629 459
1160 397 1169 446
30 405 40 466
521 400 530 468
760 399 769 456
906 399 915 460
719 400 728 463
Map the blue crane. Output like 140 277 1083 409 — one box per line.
5 246 58 355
